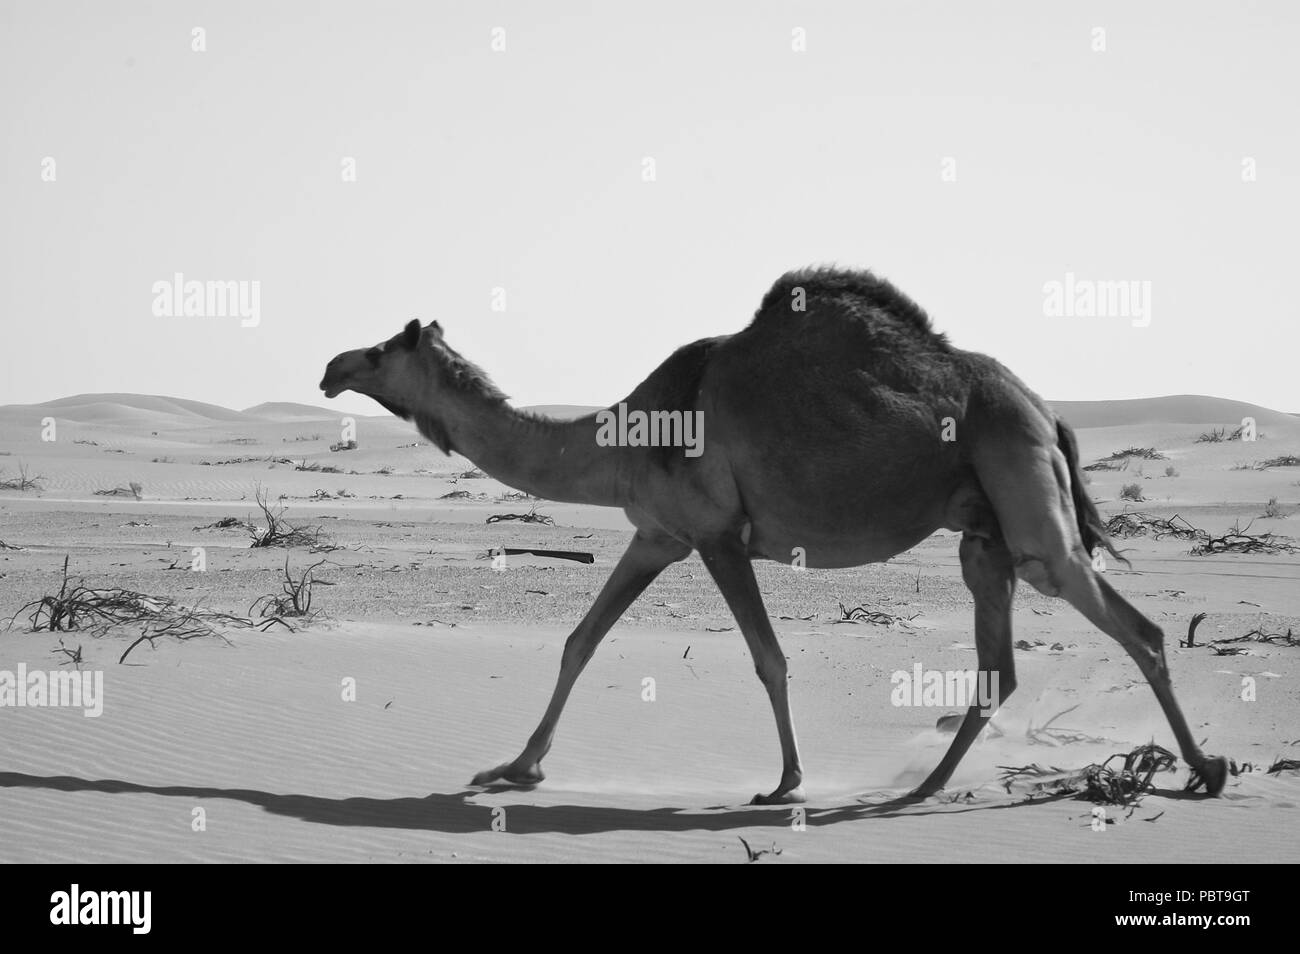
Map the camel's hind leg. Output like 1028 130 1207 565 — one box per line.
699 539 805 805
912 532 1017 797
977 443 1228 795
1048 557 1226 793
470 530 690 787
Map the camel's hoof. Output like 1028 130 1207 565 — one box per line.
750 786 806 806
1197 755 1228 796
470 762 545 788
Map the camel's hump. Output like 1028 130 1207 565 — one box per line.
752 267 945 344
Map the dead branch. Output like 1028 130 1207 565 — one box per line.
248 484 336 550
486 505 555 526
0 461 46 491
1025 704 1112 746
4 555 273 664
250 557 331 623
1104 512 1207 542
999 742 1177 806
93 481 143 499
1190 518 1299 556
834 601 918 627
1179 612 1208 647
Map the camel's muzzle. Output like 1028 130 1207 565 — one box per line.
320 353 358 398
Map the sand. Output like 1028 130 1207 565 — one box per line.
1 393 1297 863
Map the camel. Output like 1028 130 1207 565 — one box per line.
319 267 1228 804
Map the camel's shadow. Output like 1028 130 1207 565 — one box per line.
0 772 1211 836
0 771 1068 835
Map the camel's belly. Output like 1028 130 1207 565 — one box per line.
744 516 939 569
729 454 961 568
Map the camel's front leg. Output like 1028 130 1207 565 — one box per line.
699 540 806 805
471 531 690 788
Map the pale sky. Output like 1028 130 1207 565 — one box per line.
2 0 1298 417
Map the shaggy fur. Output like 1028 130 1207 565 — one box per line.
754 266 947 346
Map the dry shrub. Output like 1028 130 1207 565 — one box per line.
251 557 331 623
1102 447 1166 461
1119 483 1144 502
248 485 335 550
999 742 1178 806
0 461 44 491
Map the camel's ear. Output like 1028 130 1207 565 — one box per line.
427 320 443 338
401 319 421 350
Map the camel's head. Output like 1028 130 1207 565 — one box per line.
319 319 440 420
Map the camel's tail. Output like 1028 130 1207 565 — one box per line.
1055 418 1127 566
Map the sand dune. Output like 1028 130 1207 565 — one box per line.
6 392 1294 431
518 404 602 421
1049 395 1300 431
6 393 254 424
241 402 340 422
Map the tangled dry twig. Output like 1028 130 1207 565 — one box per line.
999 742 1179 806
833 602 918 627
1190 519 1299 555
486 506 555 526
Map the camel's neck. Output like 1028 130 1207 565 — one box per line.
416 391 623 507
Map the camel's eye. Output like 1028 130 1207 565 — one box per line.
365 347 383 365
